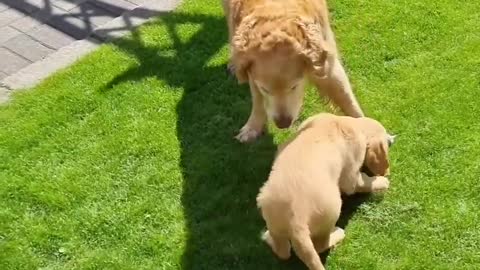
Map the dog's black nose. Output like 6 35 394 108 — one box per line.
274 116 293 129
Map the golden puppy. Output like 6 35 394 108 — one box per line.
256 113 394 270
222 0 365 142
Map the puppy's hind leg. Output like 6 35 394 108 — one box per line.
262 230 291 260
291 226 326 270
313 227 346 253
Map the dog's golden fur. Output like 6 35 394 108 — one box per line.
257 113 392 270
223 0 365 142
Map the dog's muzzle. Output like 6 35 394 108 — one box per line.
274 115 293 129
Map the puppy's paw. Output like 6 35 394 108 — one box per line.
261 230 291 260
235 124 264 143
372 176 390 192
329 227 345 249
261 230 273 246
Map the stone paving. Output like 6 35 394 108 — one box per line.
0 0 181 90
1 0 137 79
0 0 181 103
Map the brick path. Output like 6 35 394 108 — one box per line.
0 0 149 81
0 0 180 88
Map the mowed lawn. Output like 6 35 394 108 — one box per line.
1 0 479 269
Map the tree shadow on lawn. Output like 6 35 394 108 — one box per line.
104 11 373 270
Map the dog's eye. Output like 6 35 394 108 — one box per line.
290 84 298 91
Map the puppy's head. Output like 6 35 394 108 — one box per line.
357 118 395 176
232 15 332 129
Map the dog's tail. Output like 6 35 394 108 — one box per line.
290 226 326 270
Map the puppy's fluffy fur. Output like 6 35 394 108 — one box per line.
257 113 392 270
223 0 365 142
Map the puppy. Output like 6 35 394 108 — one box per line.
256 113 394 270
222 0 365 142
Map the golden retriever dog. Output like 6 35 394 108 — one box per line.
222 0 365 142
256 113 395 270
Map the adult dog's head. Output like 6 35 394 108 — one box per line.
232 13 332 129
357 118 395 176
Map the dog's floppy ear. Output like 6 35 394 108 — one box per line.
231 52 251 83
296 21 334 78
231 15 257 83
365 136 390 176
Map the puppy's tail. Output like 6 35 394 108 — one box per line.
290 226 326 270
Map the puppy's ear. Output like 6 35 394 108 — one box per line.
365 136 390 176
297 21 334 78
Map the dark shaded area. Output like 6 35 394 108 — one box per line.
337 193 372 230
101 11 289 270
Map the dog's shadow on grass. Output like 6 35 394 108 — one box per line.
103 12 287 269
103 11 373 270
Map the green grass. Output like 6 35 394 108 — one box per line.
1 0 479 269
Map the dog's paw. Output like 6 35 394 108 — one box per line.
235 124 263 143
226 62 236 77
372 176 390 192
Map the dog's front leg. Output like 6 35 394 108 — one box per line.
311 56 364 118
354 173 390 193
310 26 363 117
235 83 267 143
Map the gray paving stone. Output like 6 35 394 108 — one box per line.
0 86 10 104
53 0 88 11
4 34 55 62
9 5 66 32
39 3 116 39
0 26 22 43
92 0 179 41
1 0 46 14
142 0 180 12
47 11 94 39
125 0 147 5
88 0 137 16
2 38 99 90
9 13 42 32
0 48 31 75
0 3 8 12
70 2 117 27
28 24 77 49
0 8 25 27
92 7 148 41
1 0 182 104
